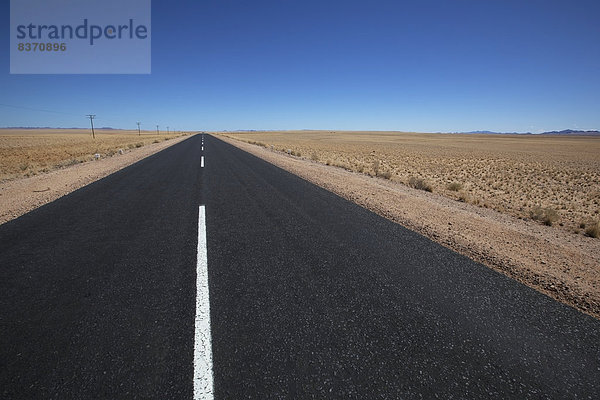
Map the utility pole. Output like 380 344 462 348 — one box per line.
156 125 159 135
167 126 169 134
86 115 96 139
137 122 141 136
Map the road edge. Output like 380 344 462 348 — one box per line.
0 135 194 225
214 134 600 320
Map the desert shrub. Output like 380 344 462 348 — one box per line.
447 182 463 192
530 206 559 226
379 170 392 180
310 152 319 161
585 221 600 238
334 160 350 170
458 191 471 203
135 142 143 148
409 176 432 192
60 159 79 167
372 160 380 176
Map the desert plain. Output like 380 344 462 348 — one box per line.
0 129 184 182
220 130 600 237
217 131 600 318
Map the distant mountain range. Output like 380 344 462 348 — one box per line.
461 129 600 136
461 130 523 135
1 127 599 136
538 129 600 136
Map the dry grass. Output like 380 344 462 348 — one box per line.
530 206 560 226
408 177 433 192
0 129 187 182
219 130 600 235
586 221 600 238
447 182 463 192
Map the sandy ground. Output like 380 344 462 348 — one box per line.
217 135 600 319
217 131 600 236
0 135 190 225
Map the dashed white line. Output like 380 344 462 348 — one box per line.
201 156 205 168
194 205 214 400
202 146 204 151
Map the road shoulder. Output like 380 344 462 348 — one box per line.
0 135 192 225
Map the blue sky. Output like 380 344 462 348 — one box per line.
1 0 599 132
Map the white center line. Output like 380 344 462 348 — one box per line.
201 156 205 168
194 205 214 400
202 146 204 151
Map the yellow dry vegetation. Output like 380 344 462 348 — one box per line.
220 130 600 235
0 129 186 182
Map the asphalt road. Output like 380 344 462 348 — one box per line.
1 134 600 399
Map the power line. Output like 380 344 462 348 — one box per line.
1 102 174 133
0 102 81 116
0 103 129 128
